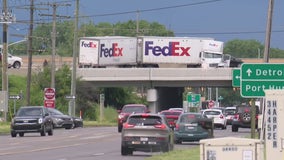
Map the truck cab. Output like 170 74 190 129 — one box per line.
218 54 243 68
199 40 224 68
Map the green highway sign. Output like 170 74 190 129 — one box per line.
187 93 201 107
232 69 241 87
240 63 284 98
241 81 284 97
241 63 284 80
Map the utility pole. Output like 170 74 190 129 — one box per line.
1 0 16 121
136 10 140 36
263 0 274 63
51 3 56 89
69 0 79 116
26 0 34 105
39 2 71 89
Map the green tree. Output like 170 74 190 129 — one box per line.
224 39 284 58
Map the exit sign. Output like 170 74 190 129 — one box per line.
240 63 284 98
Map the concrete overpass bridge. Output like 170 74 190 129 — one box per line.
76 68 233 87
76 68 234 112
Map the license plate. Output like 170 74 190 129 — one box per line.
132 141 140 144
188 134 193 136
148 142 156 144
140 137 148 141
187 126 194 129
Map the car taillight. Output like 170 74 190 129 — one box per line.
141 113 149 118
123 123 134 129
154 124 166 129
220 115 224 119
175 124 179 131
234 114 240 120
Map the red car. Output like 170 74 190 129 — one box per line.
117 104 149 132
159 110 182 127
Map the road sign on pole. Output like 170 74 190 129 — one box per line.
65 95 76 99
9 95 22 100
44 88 55 108
232 69 241 87
240 63 284 98
187 93 201 107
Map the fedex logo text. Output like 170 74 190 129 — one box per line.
100 43 123 57
81 41 97 48
209 43 219 47
145 41 190 56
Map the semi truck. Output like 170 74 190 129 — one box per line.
137 36 224 68
79 36 137 68
78 36 242 68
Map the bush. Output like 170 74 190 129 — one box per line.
95 105 118 123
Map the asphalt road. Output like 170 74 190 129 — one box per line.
0 126 251 160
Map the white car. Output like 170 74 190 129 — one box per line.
7 53 23 69
0 53 23 69
202 109 227 129
225 106 236 125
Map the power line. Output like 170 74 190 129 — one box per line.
80 0 222 18
15 0 222 23
174 29 284 35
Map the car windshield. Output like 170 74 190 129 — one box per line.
122 106 145 113
128 116 162 126
179 114 201 123
16 108 43 117
48 108 64 115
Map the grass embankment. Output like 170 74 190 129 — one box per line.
145 147 200 160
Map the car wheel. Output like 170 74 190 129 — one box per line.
222 125 227 130
11 131 17 137
240 112 251 123
232 125 238 132
13 61 21 69
19 132 24 137
48 125 53 136
174 139 182 144
65 125 73 130
40 126 46 136
162 142 170 152
118 125 122 133
121 145 129 156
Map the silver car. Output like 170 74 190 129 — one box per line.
121 113 174 155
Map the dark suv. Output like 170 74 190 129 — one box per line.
10 106 54 137
117 104 149 132
231 104 259 132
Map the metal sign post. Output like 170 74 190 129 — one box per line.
99 94 105 121
9 94 22 115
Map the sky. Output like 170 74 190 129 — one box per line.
3 0 284 52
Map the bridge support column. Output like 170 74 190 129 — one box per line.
147 89 158 113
